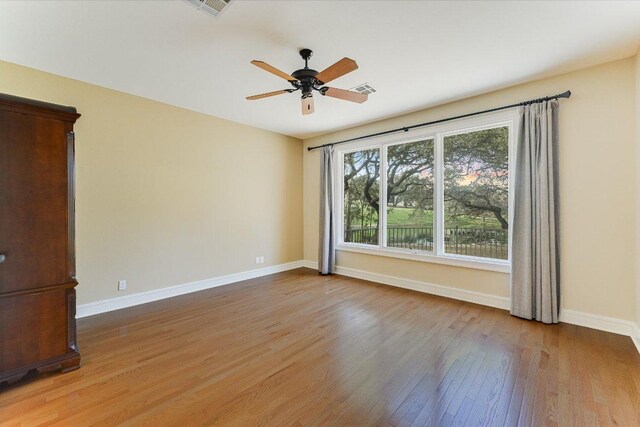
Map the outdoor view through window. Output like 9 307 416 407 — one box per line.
386 140 434 252
342 124 509 262
343 148 380 245
443 127 509 260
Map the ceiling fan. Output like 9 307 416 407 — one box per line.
246 49 368 115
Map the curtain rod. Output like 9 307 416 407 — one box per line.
307 90 571 151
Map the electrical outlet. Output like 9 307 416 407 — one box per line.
260 256 265 264
255 256 261 264
118 280 127 291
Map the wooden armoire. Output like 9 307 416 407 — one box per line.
0 93 81 384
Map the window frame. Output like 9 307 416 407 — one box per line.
335 109 518 273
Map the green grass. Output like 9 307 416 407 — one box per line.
386 207 503 229
386 207 432 225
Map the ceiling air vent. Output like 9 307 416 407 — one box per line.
350 83 377 95
184 0 232 17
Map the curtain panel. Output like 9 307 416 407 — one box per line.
511 100 560 324
319 146 336 275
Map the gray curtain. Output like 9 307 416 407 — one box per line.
511 100 560 324
318 146 336 274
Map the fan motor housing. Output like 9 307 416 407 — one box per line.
291 68 319 81
292 68 320 97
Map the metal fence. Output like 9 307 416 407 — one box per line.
345 226 508 260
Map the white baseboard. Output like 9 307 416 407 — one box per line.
559 309 637 336
77 259 640 355
632 323 640 354
77 260 305 318
301 260 509 310
560 309 640 354
301 260 640 354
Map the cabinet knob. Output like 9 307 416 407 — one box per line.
0 254 5 263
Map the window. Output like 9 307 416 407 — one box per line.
443 127 509 260
337 111 515 271
343 148 380 245
386 139 434 252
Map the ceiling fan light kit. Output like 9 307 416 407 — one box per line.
302 95 314 115
246 48 368 115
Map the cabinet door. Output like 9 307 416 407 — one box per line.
0 289 69 371
0 110 71 294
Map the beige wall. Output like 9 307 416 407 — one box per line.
304 58 637 321
0 60 303 305
2 57 637 322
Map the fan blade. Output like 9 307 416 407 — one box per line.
302 96 315 115
251 60 296 82
322 87 368 103
315 57 358 84
246 90 289 100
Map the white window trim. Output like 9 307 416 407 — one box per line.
334 109 518 273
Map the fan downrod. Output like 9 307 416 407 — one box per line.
299 48 313 64
291 48 319 98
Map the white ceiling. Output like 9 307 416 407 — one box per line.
1 1 639 139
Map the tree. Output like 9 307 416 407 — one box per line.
343 140 434 229
344 150 379 230
443 127 509 229
343 127 508 231
386 140 434 212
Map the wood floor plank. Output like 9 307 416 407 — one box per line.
1 268 639 426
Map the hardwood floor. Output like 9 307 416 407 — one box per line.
1 267 639 426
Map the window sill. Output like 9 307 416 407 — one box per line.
336 244 510 273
